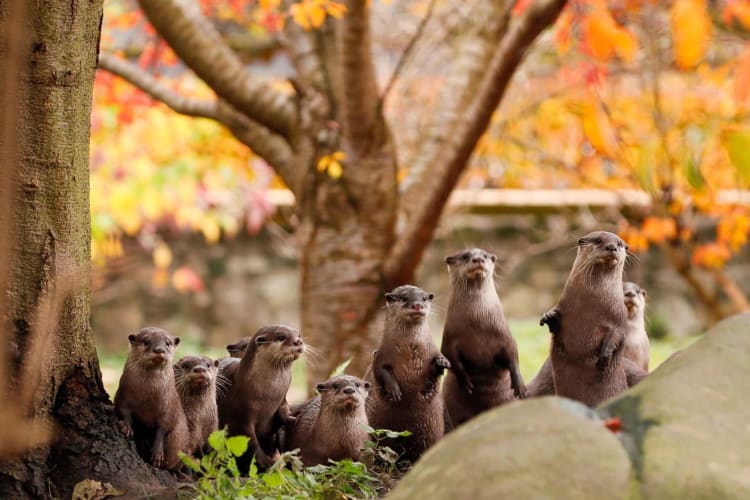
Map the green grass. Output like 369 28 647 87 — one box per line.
99 321 698 400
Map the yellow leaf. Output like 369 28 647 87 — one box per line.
327 161 343 179
200 217 221 244
325 1 347 18
671 0 712 70
290 3 312 30
317 155 331 172
581 101 618 157
308 4 326 28
153 242 172 269
331 151 347 161
613 30 638 63
733 44 750 104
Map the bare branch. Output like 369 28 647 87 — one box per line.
337 0 381 153
379 0 438 105
138 0 295 137
384 0 568 287
97 52 219 119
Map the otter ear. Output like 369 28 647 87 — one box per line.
427 293 434 301
255 334 270 344
214 359 220 367
641 288 647 297
173 337 181 346
363 381 371 392
445 254 457 265
316 383 328 393
577 237 587 246
128 334 137 344
489 253 497 262
385 293 398 303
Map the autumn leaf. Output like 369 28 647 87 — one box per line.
172 266 205 293
721 127 750 183
153 242 173 269
692 242 731 268
733 44 750 104
723 0 750 30
641 217 677 243
670 0 712 70
316 151 346 179
581 100 618 157
582 8 639 63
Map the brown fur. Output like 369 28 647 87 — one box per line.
286 375 370 466
365 285 449 463
545 231 629 407
114 327 189 470
226 337 252 358
441 248 526 426
174 355 219 454
623 281 650 371
531 280 650 397
217 324 304 470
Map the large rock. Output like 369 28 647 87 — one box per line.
388 312 750 499
604 312 750 498
388 398 632 500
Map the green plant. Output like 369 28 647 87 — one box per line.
180 427 411 499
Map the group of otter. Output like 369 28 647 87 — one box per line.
114 230 651 472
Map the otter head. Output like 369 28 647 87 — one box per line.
316 375 370 413
576 231 628 269
623 281 647 320
226 337 251 358
385 285 434 325
174 355 218 393
445 248 497 285
128 327 180 369
252 325 305 366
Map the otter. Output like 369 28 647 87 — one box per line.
539 231 630 407
623 281 650 371
285 375 370 467
226 337 251 358
441 248 526 427
530 280 650 397
114 327 189 470
174 355 219 455
365 285 450 464
217 324 304 470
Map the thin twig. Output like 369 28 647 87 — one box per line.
379 0 438 106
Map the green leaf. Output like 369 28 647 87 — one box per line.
262 471 283 488
178 452 202 473
207 429 227 452
684 156 705 190
330 358 352 377
226 435 250 457
723 129 750 183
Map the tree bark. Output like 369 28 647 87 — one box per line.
0 1 176 497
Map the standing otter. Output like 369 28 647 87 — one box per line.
366 285 450 463
174 355 219 455
114 327 189 470
540 231 629 407
623 281 650 371
217 324 304 470
285 375 370 467
441 248 526 427
529 280 650 397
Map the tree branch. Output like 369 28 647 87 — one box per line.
137 0 295 137
97 52 218 119
337 0 380 153
384 0 568 286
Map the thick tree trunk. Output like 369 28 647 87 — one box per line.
0 1 176 497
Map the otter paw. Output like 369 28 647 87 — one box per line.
515 384 529 399
151 449 165 469
283 414 297 424
119 421 133 438
384 383 403 402
433 354 451 374
255 451 276 470
540 308 561 334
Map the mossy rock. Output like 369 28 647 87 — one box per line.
388 397 632 500
604 312 750 499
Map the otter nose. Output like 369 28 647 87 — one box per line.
471 257 483 264
625 291 635 298
343 387 355 395
193 366 207 374
605 243 617 252
293 338 303 347
153 346 166 354
412 302 423 311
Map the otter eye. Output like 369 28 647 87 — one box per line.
594 238 602 245
332 383 339 390
355 382 361 388
460 253 470 261
276 335 286 341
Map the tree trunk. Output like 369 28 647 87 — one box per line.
0 1 177 497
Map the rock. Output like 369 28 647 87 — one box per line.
604 312 750 499
388 398 632 500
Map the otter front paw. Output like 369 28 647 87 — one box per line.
151 448 165 469
255 449 278 470
119 420 133 438
282 414 297 425
514 384 529 399
540 308 561 334
383 380 403 402
432 354 451 375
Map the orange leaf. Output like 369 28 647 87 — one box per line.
670 0 712 70
581 100 618 157
733 44 750 104
692 242 731 269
